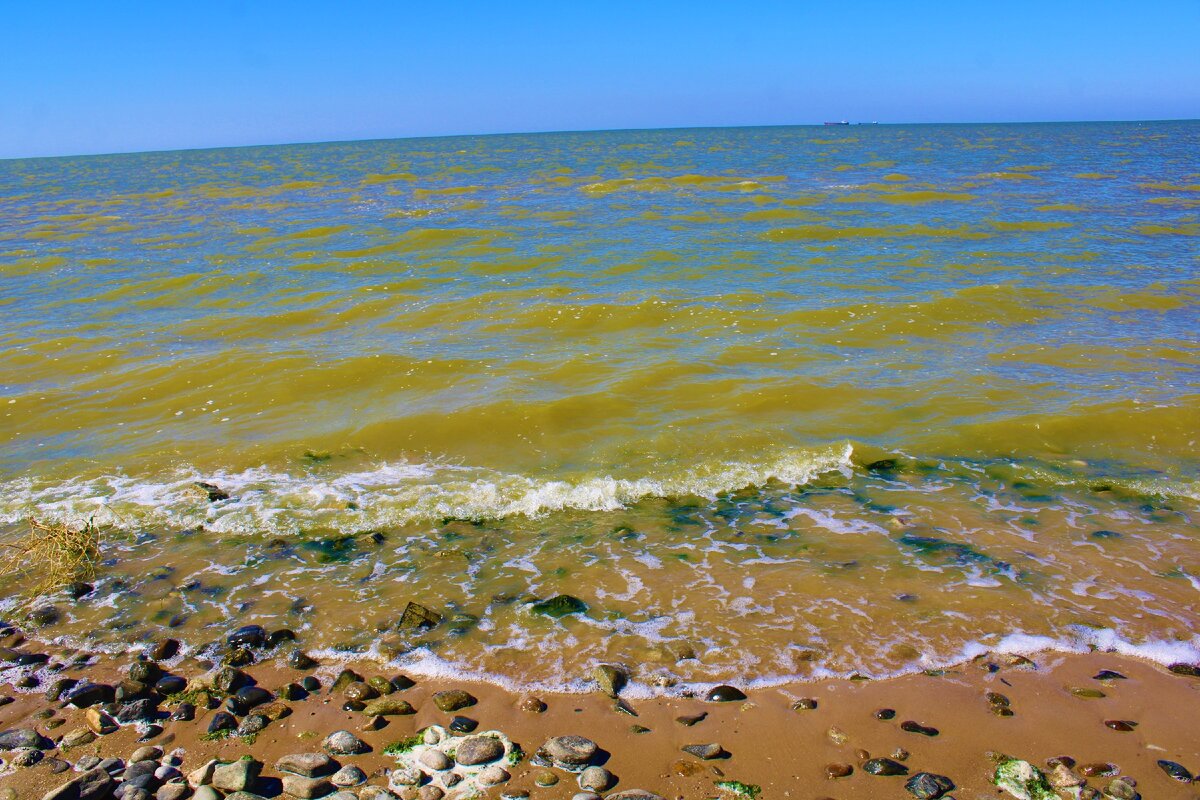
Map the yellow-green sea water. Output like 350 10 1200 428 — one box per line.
0 123 1197 689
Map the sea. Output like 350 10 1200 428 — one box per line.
1 121 1197 693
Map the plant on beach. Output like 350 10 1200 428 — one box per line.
1 516 102 596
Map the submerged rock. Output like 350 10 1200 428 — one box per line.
593 665 627 697
530 595 588 618
904 772 955 799
397 602 441 631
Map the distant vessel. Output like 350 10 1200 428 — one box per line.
823 121 850 126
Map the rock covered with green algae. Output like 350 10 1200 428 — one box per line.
994 758 1057 800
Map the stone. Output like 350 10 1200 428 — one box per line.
13 747 44 767
605 792 665 800
905 772 955 799
1103 779 1137 800
207 712 238 734
277 753 336 778
1157 759 1193 782
455 736 504 766
211 667 248 694
415 788 442 800
362 697 415 717
258 701 292 721
343 683 376 703
899 721 939 737
116 699 157 723
151 639 180 660
232 686 272 711
224 794 268 800
534 772 558 787
0 729 50 750
993 759 1055 800
287 651 317 670
431 690 475 712
1103 719 1136 732
875 708 896 720
1167 662 1200 676
578 767 612 792
387 766 422 789
281 774 333 799
863 758 909 776
155 676 187 696
125 789 153 800
593 665 627 697
418 750 451 771
1079 763 1118 778
66 683 115 708
212 759 262 793
826 763 853 779
192 789 219 800
358 788 396 800
448 716 477 733
128 661 163 684
131 746 163 763
397 602 441 630
187 761 219 789
476 766 509 786
704 685 746 702
323 730 369 756
529 595 587 618
675 712 706 726
155 768 183 783
237 715 269 736
519 696 546 713
573 795 602 800
535 735 597 771
331 766 366 788
681 743 726 760
62 729 97 748
156 784 189 800
792 698 818 710
170 703 195 721
41 768 113 800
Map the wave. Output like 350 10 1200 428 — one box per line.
0 444 855 535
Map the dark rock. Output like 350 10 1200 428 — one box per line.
232 686 272 712
863 758 909 776
613 698 638 716
1093 670 1126 680
675 712 707 726
286 651 316 670
792 698 817 710
899 720 939 737
343 682 376 703
29 606 61 626
905 772 955 799
681 743 726 760
42 767 113 800
115 699 157 724
150 640 179 661
0 729 51 750
207 712 237 734
455 736 504 766
169 703 195 721
1157 760 1193 782
529 595 587 618
237 715 269 736
66 682 114 708
593 665 627 697
115 680 149 702
448 716 477 733
390 675 415 691
826 763 853 779
432 690 475 712
278 683 306 701
228 626 266 649
46 678 79 701
212 667 248 694
155 676 187 696
137 724 163 742
366 676 393 695
1104 719 1136 731
1167 662 1200 676
341 701 364 712
705 685 746 702
128 662 162 684
195 482 229 502
266 629 296 648
1079 763 1118 777
397 602 441 630
300 676 320 693
875 708 896 720
224 648 254 667
331 670 362 693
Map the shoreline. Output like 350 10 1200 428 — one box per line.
2 627 1199 799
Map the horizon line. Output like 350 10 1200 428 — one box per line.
4 116 1199 163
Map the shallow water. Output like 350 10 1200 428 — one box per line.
0 122 1197 689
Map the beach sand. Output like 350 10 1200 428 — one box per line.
2 631 1198 800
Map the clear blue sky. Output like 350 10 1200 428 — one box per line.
2 1 1198 159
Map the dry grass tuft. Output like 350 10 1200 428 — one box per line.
1 517 102 596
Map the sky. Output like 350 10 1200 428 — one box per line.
1 1 1198 159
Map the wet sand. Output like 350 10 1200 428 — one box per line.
2 636 1199 800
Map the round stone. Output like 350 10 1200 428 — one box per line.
477 765 510 786
540 735 597 768
419 749 452 771
578 766 612 792
455 736 504 766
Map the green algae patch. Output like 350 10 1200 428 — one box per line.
383 733 425 756
715 780 762 798
993 758 1056 800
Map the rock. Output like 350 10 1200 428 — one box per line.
277 753 335 778
223 793 268 800
207 712 237 734
423 728 442 745
196 482 229 502
281 775 333 799
125 789 154 800
13 747 44 767
905 772 955 799
170 704 195 721
62 728 97 748
155 676 187 696
578 767 612 792
331 762 362 786
212 759 262 793
155 767 183 783
1103 779 1137 800
211 666 248 694
415 788 442 800
187 761 218 789
899 721 939 737
287 651 317 670
1093 670 1126 680
826 763 853 779
41 768 113 800
1047 764 1083 788
258 701 292 721
529 595 587 618
792 698 818 710
1157 759 1193 782
605 792 665 800
156 784 189 800
875 708 896 720
323 730 369 756
192 789 219 800
418 749 451 771
1080 763 1118 778
358 788 396 800
476 766 509 786
29 606 61 626
593 665 627 697
675 712 706 726
0 729 51 750
362 697 415 717
397 602 441 631
151 640 180 660
574 795 602 800
131 746 163 763
681 743 726 760
387 766 423 789
343 683 377 703
704 685 746 702
1103 719 1136 731
534 772 558 787
66 683 115 708
129 661 163 684
993 758 1055 800
1167 662 1200 676
46 678 79 701
432 690 475 712
301 676 321 692
448 716 477 733
535 735 597 771
456 736 505 766
237 715 269 736
519 696 546 713
232 686 273 711
863 758 909 776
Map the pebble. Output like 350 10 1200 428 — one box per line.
863 758 909 776
681 743 726 760
330 765 366 787
675 712 707 726
432 690 476 712
535 735 597 771
704 685 746 702
904 772 954 799
1080 763 1119 778
418 749 451 771
455 736 504 766
1103 719 1136 731
578 766 612 792
899 720 939 737
448 716 477 733
534 771 558 787
212 759 262 793
792 698 818 710
1156 759 1193 782
323 730 369 756
825 763 853 779
476 765 510 786
875 708 896 720
519 696 546 713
